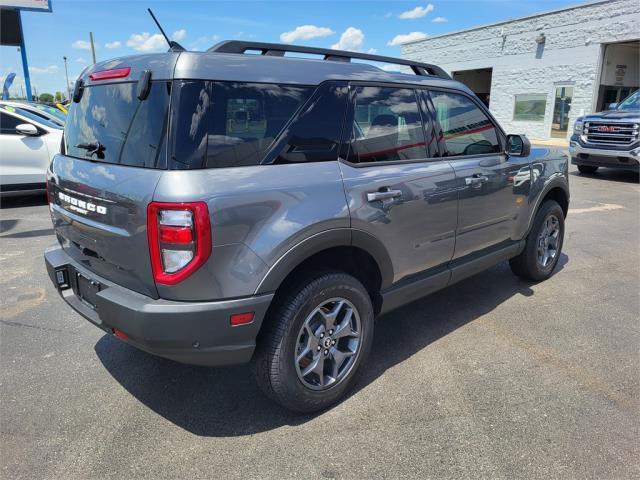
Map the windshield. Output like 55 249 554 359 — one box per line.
33 103 67 123
617 90 639 111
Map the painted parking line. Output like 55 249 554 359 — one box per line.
569 203 624 214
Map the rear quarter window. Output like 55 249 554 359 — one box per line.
170 81 313 169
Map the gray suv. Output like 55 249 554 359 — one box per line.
44 41 569 412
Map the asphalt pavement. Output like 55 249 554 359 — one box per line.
1 163 639 479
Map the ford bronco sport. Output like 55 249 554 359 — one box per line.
45 41 569 412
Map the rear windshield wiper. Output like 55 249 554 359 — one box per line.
75 142 106 158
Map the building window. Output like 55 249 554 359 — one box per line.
513 94 547 122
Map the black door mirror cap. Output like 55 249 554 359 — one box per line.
506 134 531 157
137 70 152 101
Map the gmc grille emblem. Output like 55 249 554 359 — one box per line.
596 126 619 133
58 192 107 215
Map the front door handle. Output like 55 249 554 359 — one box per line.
367 188 402 202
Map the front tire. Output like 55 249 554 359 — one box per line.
253 271 374 412
577 165 598 174
510 200 565 282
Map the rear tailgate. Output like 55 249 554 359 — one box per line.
47 53 178 298
49 157 162 298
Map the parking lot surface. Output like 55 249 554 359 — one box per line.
1 163 639 480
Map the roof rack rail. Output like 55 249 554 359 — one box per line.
208 40 451 79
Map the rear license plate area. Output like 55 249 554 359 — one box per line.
76 272 101 309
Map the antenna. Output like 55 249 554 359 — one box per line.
147 8 185 52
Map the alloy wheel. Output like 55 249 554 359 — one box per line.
294 297 362 391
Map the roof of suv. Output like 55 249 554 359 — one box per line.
80 40 469 94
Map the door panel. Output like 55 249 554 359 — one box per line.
0 113 50 185
341 85 457 284
428 90 530 259
341 161 458 282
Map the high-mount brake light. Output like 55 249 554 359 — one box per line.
89 67 131 81
147 202 211 285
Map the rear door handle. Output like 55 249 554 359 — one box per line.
465 175 488 186
367 189 403 202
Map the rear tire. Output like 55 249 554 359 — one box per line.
510 200 565 282
577 165 598 174
253 271 374 413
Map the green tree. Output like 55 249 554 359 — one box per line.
39 92 54 103
55 91 64 102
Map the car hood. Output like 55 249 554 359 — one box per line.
583 110 640 121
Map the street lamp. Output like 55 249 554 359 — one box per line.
63 56 70 102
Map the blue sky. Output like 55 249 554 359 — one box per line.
1 0 583 97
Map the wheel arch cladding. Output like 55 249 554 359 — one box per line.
254 229 393 310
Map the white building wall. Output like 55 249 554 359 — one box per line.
401 0 640 140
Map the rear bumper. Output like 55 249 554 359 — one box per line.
569 140 640 171
44 245 273 366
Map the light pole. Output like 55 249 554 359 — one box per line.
63 56 70 101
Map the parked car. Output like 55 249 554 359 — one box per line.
0 100 66 127
570 89 639 173
44 41 569 412
0 105 63 197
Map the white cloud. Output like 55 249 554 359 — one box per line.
105 41 122 49
75 57 87 63
29 65 58 74
280 25 334 43
72 40 91 50
172 29 187 41
432 16 448 23
367 47 378 54
126 29 186 52
399 4 434 20
331 27 364 52
387 32 428 46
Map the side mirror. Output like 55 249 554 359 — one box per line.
607 102 618 110
506 134 531 157
15 123 40 136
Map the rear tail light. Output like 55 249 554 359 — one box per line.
147 202 211 285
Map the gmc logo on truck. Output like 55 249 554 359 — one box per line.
596 125 619 133
58 192 107 215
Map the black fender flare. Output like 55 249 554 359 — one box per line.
526 176 570 234
254 228 394 294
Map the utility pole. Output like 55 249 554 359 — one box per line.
63 56 71 101
89 32 96 64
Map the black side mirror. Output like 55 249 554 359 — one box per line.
506 134 531 157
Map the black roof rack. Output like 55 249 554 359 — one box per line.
208 40 451 80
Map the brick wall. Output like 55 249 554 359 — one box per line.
402 0 640 140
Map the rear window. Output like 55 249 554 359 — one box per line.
171 81 312 169
64 81 170 168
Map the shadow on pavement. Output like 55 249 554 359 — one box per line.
0 193 48 209
570 169 639 184
95 256 567 437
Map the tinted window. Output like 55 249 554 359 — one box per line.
0 111 23 135
348 86 426 163
270 84 348 164
65 81 170 168
171 81 312 169
430 91 500 157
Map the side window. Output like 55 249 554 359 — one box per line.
429 91 501 157
206 83 312 169
0 112 23 135
171 82 312 169
271 84 348 164
348 86 426 163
